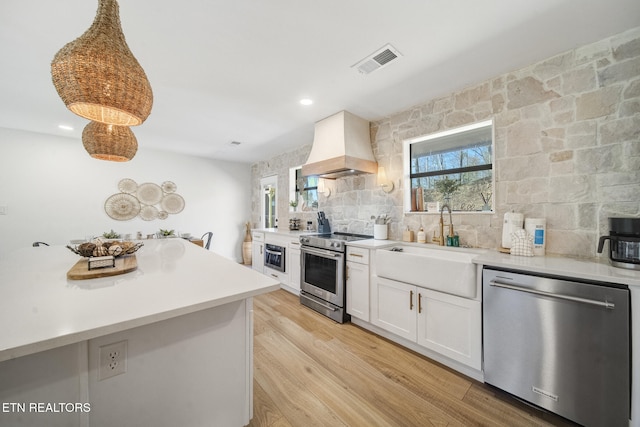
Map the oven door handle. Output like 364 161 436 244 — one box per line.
265 248 283 256
301 246 343 258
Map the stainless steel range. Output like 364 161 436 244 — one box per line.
299 232 372 323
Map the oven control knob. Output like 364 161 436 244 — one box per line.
331 242 341 248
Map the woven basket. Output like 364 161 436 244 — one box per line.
82 121 138 162
51 0 153 126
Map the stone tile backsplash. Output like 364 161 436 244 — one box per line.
252 27 640 258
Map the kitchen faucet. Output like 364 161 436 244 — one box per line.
433 204 454 246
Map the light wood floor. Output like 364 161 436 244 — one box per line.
249 289 574 427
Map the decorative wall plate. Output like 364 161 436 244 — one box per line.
118 178 138 194
107 179 185 221
160 193 185 214
139 205 159 221
105 193 141 220
162 181 177 193
137 182 163 205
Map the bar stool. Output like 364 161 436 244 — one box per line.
201 232 213 250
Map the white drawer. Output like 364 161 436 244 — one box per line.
265 234 289 246
346 246 369 264
264 267 288 284
289 239 301 249
252 232 265 242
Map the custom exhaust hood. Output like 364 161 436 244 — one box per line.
301 111 378 179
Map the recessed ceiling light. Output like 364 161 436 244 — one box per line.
58 124 74 131
300 98 313 106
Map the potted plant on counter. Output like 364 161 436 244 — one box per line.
158 229 175 238
102 229 121 239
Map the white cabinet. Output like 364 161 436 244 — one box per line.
371 276 416 340
251 231 303 294
371 275 481 371
287 239 301 294
416 289 481 371
346 246 370 321
251 232 264 272
264 234 289 287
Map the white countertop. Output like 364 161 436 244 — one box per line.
474 250 640 287
347 239 492 253
253 227 313 236
345 239 398 249
0 239 280 362
345 238 640 287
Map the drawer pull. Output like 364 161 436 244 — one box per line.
349 253 364 258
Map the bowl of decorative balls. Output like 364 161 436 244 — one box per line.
67 239 143 259
66 238 145 278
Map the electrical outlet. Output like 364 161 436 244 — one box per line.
98 340 127 380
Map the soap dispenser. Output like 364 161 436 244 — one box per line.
417 227 426 243
402 226 414 242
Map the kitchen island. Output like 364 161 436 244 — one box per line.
0 239 279 427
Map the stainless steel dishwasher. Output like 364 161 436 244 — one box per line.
483 268 630 427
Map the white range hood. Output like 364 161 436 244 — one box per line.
301 111 378 179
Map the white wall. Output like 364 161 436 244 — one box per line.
251 27 640 258
0 127 252 262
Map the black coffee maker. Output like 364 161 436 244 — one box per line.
598 217 640 270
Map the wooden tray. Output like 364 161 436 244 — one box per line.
67 255 138 280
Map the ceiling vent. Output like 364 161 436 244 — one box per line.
352 44 402 74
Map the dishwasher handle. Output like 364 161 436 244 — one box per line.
489 280 615 309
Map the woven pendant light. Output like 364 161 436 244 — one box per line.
51 0 153 126
82 121 138 162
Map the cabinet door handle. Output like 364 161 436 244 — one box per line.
410 290 414 310
418 293 422 313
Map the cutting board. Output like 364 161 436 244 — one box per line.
67 255 138 280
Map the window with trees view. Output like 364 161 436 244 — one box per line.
403 120 493 213
289 167 318 211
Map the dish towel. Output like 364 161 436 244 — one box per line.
510 229 534 256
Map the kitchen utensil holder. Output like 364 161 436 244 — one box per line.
374 224 388 240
